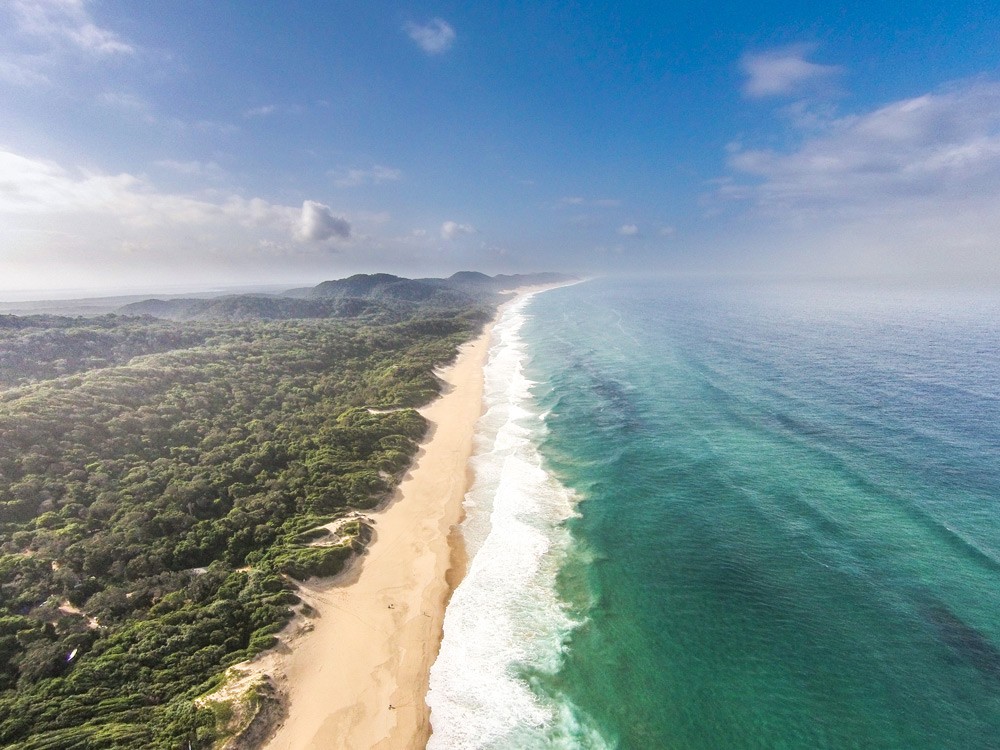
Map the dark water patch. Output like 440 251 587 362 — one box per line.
922 602 1000 683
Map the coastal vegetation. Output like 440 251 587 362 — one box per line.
0 273 562 748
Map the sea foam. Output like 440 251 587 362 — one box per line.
426 294 609 749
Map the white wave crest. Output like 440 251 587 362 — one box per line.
426 294 611 749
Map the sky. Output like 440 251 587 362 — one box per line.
1 1 1000 293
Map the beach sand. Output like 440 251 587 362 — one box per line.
259 319 494 750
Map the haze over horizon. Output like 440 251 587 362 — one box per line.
2 1 999 292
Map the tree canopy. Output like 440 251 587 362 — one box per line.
0 301 489 749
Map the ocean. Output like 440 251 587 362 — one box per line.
426 277 1000 749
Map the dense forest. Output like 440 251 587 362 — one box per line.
0 276 500 749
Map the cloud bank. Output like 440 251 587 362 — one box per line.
0 147 359 288
721 79 1000 279
727 81 1000 210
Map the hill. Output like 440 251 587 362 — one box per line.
118 295 379 323
122 272 576 322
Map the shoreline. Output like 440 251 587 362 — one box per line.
241 284 572 750
256 310 497 750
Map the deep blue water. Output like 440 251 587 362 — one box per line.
430 278 1000 749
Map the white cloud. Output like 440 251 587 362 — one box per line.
99 90 158 123
0 148 348 239
405 18 456 55
441 220 475 239
297 200 351 242
0 150 139 215
0 147 376 288
167 118 239 135
332 165 403 188
726 81 1000 209
101 90 149 109
244 104 277 117
618 224 639 236
6 0 133 55
0 58 49 86
559 196 621 208
242 103 306 118
0 0 134 88
720 79 1000 279
741 45 841 99
659 226 676 237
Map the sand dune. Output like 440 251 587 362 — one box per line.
259 320 493 750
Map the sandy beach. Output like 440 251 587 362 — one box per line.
258 318 494 750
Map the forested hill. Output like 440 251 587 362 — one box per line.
119 271 575 321
0 286 499 748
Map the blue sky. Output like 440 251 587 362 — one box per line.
1 1 999 292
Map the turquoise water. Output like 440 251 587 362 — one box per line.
429 278 1000 749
